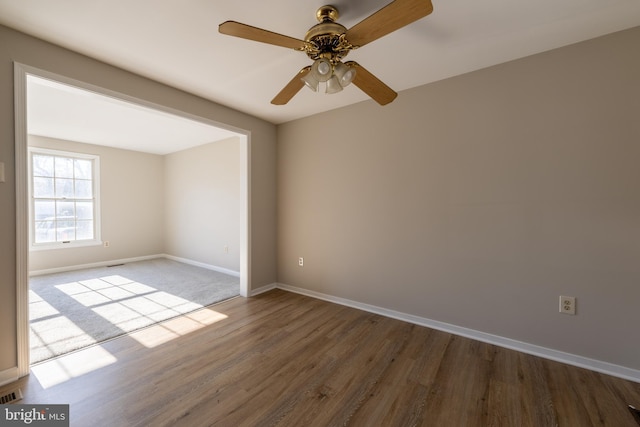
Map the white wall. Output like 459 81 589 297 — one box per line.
28 135 165 272
277 27 640 373
165 137 241 272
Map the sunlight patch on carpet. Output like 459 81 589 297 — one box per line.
29 259 240 363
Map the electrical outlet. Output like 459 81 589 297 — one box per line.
559 296 576 315
298 257 304 267
103 241 110 248
224 245 229 254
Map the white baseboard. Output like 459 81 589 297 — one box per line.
162 254 240 277
29 254 241 278
250 283 278 297
276 283 640 384
29 254 163 276
0 367 18 387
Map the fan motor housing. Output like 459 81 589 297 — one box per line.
304 6 351 62
305 21 346 43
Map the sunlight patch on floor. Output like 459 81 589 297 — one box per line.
31 345 117 389
129 307 228 348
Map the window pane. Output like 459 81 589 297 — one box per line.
76 201 93 220
55 178 74 198
74 159 92 179
30 149 100 246
56 201 75 218
75 179 92 198
76 220 94 240
55 157 74 178
34 220 56 243
32 155 54 177
33 177 54 198
34 200 55 221
56 220 75 241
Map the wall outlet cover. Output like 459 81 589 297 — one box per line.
559 296 576 315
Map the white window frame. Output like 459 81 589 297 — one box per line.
28 146 102 250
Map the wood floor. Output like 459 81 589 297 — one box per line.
2 289 639 426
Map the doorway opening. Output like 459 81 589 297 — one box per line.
14 63 250 375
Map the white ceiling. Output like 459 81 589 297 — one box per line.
27 75 240 155
2 0 640 126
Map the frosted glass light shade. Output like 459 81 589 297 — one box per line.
326 75 343 94
302 73 319 92
334 62 356 87
311 58 332 82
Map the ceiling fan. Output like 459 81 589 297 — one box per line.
219 0 434 106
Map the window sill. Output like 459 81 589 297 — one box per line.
30 240 103 252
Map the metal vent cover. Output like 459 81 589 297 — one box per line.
0 388 23 404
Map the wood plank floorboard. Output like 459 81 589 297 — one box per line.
2 289 639 426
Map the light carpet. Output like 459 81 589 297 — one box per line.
29 258 239 364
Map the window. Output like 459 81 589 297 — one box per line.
29 147 100 248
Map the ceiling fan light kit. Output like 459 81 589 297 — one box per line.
219 0 434 105
304 58 356 94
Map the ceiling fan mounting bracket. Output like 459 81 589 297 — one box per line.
316 5 339 23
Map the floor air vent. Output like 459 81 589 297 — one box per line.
0 388 23 404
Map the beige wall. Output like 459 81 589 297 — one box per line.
28 136 165 272
28 136 241 274
0 25 277 374
165 137 241 271
277 27 640 371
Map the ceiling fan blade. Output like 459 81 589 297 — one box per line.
345 0 433 47
346 61 397 105
219 21 309 50
271 67 311 105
